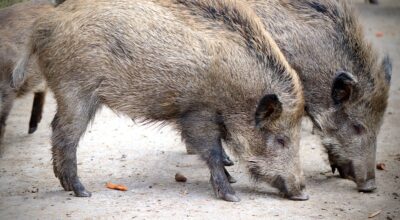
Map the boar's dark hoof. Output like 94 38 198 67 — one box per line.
28 126 38 134
227 175 237 184
369 0 379 4
223 156 234 166
357 179 377 193
223 167 237 183
222 193 241 202
59 176 91 197
72 181 92 197
74 189 92 197
185 145 197 155
288 193 309 201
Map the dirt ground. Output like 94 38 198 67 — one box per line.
0 0 399 219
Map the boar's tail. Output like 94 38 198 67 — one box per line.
12 35 36 89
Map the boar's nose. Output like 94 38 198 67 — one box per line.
273 175 309 201
288 192 309 201
358 179 377 192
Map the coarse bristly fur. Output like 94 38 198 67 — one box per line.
12 0 307 202
247 0 391 192
0 1 53 145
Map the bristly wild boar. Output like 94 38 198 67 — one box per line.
0 1 53 144
247 0 391 192
13 0 307 202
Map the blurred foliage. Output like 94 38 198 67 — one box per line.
0 0 27 8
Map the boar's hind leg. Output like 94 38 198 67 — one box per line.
180 110 240 202
0 89 15 144
28 91 46 134
51 94 99 197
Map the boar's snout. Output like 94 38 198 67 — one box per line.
331 161 377 192
272 175 309 201
357 179 376 192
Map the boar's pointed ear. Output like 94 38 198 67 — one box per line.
255 94 282 127
382 55 392 84
331 71 357 105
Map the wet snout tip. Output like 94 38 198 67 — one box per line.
288 193 309 201
358 179 377 193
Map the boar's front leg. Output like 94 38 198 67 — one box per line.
28 91 46 134
51 94 99 197
186 143 234 166
179 110 240 202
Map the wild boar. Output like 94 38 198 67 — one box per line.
13 0 308 202
247 0 391 192
0 1 53 143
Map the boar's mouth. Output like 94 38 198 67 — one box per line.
331 162 377 192
330 162 356 181
271 176 309 201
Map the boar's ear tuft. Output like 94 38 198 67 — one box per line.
382 55 392 84
331 71 357 105
255 94 282 127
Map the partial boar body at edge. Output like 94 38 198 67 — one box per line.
12 0 307 202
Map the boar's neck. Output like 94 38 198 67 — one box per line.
249 0 380 117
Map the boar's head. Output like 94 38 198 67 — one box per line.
313 56 391 192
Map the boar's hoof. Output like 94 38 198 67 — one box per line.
223 156 234 166
331 165 336 174
224 168 237 183
358 179 377 193
59 176 92 197
222 193 241 202
227 175 237 184
186 145 196 155
210 175 239 202
28 126 38 134
288 193 309 201
72 181 92 197
369 0 379 4
74 189 92 197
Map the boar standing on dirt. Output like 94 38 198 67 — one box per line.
13 0 308 202
247 0 392 192
0 1 53 143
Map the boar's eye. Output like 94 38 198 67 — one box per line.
276 136 286 148
353 123 365 135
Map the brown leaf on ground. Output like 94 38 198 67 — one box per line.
106 182 128 191
375 32 384 37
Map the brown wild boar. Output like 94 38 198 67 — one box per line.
13 0 308 202
0 1 53 144
247 0 392 192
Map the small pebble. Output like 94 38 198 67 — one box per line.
376 163 386 170
175 173 187 182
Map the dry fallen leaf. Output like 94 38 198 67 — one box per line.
106 182 128 191
375 32 384 38
175 173 187 182
376 163 386 170
368 210 381 218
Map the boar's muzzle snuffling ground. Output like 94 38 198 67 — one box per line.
12 0 307 202
248 0 391 192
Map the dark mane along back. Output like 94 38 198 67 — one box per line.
284 0 389 105
177 0 304 114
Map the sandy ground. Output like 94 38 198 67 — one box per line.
0 0 399 219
